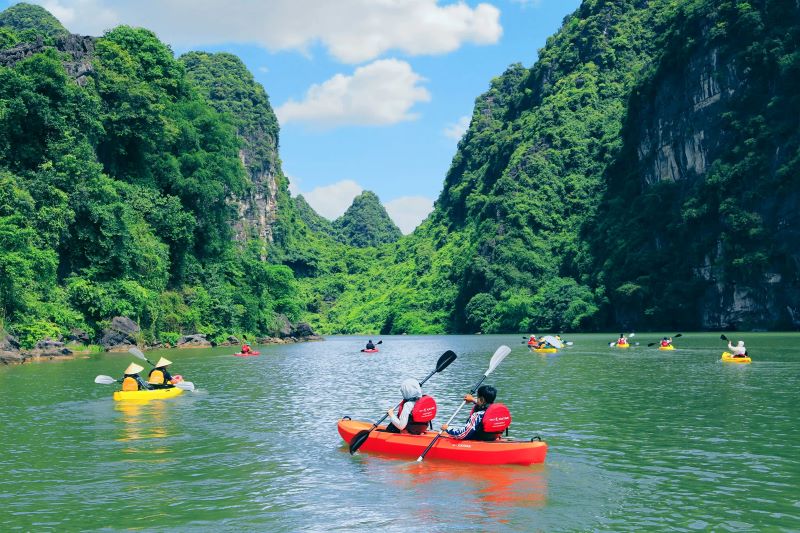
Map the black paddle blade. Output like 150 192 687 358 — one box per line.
720 334 728 341
674 333 683 338
377 340 383 344
436 350 457 372
349 429 371 455
647 342 656 347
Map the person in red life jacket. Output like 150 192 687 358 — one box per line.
119 363 151 391
441 385 511 441
147 357 175 389
617 335 628 345
385 378 437 435
528 335 541 348
660 337 672 347
241 343 251 354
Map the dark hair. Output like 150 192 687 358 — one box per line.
477 385 496 404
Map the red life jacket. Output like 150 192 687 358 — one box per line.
398 395 437 434
661 340 670 347
476 403 512 441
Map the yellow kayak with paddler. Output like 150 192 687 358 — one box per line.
721 351 751 364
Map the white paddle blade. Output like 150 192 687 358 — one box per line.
566 341 574 346
486 345 511 376
175 381 195 391
629 333 635 338
94 375 117 384
128 347 146 360
542 335 564 349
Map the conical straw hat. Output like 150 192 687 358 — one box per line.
155 357 172 368
125 362 144 374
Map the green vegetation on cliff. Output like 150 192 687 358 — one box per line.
0 3 67 42
0 17 300 346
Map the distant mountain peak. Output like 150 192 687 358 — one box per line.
0 3 69 39
335 191 401 248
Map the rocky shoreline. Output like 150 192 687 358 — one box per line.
1 315 322 365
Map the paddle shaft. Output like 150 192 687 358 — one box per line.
416 373 490 461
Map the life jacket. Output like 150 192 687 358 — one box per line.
241 345 250 353
661 340 670 347
122 376 139 391
148 369 166 385
475 403 511 441
398 395 437 434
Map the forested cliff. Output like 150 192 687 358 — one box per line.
0 1 797 350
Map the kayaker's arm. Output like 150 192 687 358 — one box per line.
387 402 413 430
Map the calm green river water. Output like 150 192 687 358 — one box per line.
1 333 799 531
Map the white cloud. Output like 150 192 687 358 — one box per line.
35 0 502 64
385 196 434 234
257 66 269 73
512 0 543 7
444 115 471 140
302 180 364 220
275 59 431 128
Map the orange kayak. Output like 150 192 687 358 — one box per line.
337 418 547 465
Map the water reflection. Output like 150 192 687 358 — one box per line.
361 457 548 524
115 400 170 445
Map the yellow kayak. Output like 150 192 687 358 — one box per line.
113 387 184 401
532 347 558 353
721 352 751 364
658 345 675 351
616 343 630 348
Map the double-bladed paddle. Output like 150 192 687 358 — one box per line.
349 349 457 455
94 374 195 391
416 345 511 462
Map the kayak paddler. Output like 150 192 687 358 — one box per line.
727 339 748 358
660 337 672 347
441 385 511 441
386 378 437 435
147 357 175 388
365 339 376 350
241 343 252 354
120 363 150 391
528 335 541 348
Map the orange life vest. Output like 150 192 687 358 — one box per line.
148 369 165 385
122 376 139 391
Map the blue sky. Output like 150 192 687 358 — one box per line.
7 0 582 232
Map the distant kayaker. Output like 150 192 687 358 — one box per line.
386 378 437 435
660 337 672 347
441 385 511 441
527 335 541 348
120 363 150 391
618 335 628 345
241 343 252 354
728 339 748 358
147 357 175 389
365 339 376 350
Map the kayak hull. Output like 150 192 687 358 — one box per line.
362 349 379 353
113 387 184 401
658 345 675 351
616 343 630 348
337 419 547 465
234 351 260 357
721 351 751 364
532 348 558 353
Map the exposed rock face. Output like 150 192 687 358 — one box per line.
629 23 800 329
100 316 140 351
0 34 95 85
176 334 211 348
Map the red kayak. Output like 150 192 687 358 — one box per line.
361 348 379 353
337 418 547 465
233 351 260 357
